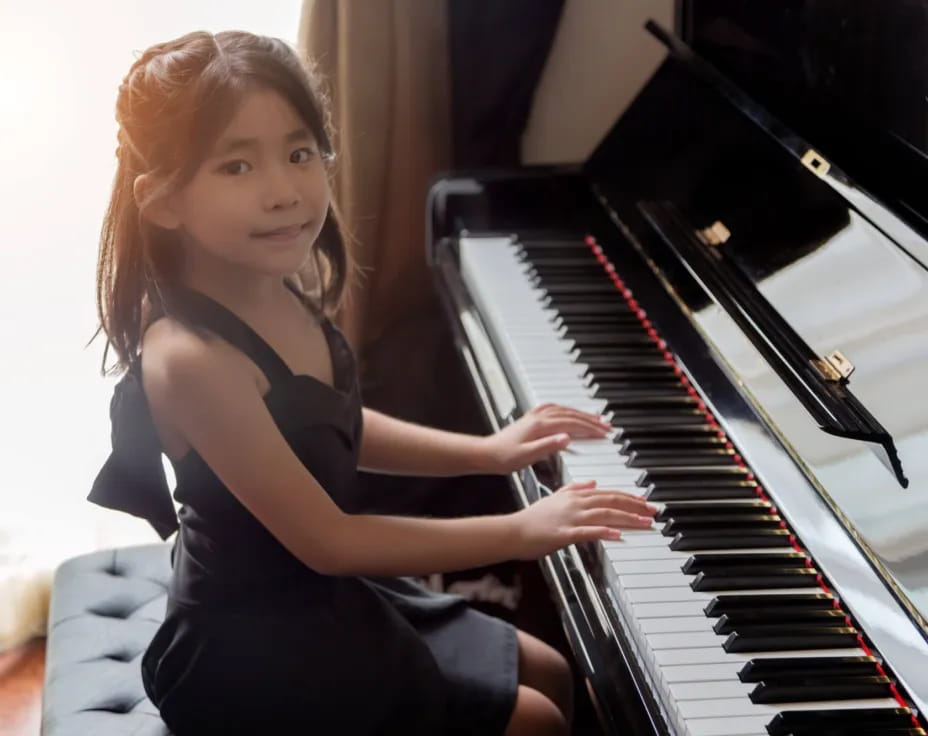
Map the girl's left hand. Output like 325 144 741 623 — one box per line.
480 403 611 475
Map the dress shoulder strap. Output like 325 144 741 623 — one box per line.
164 285 294 387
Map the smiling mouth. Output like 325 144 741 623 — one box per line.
253 223 307 239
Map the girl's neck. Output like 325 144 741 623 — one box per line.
177 249 289 313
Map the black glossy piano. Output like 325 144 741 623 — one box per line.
427 10 928 736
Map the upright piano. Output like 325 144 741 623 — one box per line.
427 15 928 736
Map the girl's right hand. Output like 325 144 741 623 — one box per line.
514 480 657 559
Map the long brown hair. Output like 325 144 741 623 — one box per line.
95 30 352 374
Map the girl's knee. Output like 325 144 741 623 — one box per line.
504 685 568 736
515 631 573 718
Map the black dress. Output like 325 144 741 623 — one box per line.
89 284 518 735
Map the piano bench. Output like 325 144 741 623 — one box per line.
42 543 173 736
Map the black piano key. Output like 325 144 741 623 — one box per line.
705 593 836 617
568 332 657 348
627 450 737 468
597 389 692 404
714 608 847 634
750 675 894 704
645 484 761 500
610 412 710 427
604 395 700 409
543 283 621 296
639 466 751 484
520 256 599 268
559 314 646 328
723 625 859 652
596 381 686 395
662 514 783 535
661 503 774 523
578 346 664 360
670 528 792 550
591 366 681 381
690 567 820 592
585 356 672 371
740 656 879 682
613 425 721 442
548 292 628 305
551 302 637 316
621 435 726 451
681 549 802 571
766 708 917 735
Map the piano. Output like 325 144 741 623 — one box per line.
427 14 928 736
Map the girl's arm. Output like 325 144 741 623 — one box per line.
359 405 612 477
144 333 652 578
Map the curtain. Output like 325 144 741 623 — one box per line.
299 0 452 361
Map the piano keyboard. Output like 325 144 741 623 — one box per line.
459 234 925 736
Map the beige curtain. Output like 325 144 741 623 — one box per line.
299 0 452 368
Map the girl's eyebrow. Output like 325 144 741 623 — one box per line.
213 127 313 156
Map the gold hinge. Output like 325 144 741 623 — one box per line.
801 149 831 178
811 350 855 382
697 220 731 246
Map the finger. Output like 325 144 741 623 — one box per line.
542 405 612 427
539 419 609 439
519 433 572 463
541 409 611 432
580 508 655 529
559 480 597 491
580 491 657 516
572 526 623 543
530 403 557 414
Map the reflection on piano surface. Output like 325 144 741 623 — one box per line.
428 18 928 736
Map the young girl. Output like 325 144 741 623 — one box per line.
89 30 656 735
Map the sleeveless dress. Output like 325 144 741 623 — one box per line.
88 283 518 735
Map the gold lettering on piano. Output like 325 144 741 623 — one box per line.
812 350 855 382
697 220 731 246
801 148 831 178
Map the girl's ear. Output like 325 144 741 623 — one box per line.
133 174 181 230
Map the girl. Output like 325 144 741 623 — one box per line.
89 30 656 736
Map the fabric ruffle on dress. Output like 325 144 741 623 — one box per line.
88 362 179 540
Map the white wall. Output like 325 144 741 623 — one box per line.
0 1 302 560
522 0 674 164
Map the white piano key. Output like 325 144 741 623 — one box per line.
619 573 701 590
647 631 726 650
616 559 686 575
663 663 746 684
670 680 753 701
639 616 717 634
633 601 710 619
686 715 769 736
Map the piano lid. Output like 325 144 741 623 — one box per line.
585 24 928 636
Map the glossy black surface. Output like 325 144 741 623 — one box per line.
426 17 928 736
682 0 928 239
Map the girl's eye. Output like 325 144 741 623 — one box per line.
219 160 251 176
291 147 317 164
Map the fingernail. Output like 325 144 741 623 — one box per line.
637 515 654 525
557 433 570 443
608 529 622 540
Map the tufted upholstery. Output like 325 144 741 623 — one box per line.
42 543 173 736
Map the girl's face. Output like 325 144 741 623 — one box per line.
168 87 330 278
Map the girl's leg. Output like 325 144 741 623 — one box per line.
504 685 568 736
514 629 574 725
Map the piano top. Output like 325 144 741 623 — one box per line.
586 23 928 644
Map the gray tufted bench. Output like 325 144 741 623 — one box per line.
42 543 173 736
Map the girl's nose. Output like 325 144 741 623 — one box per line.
264 169 301 210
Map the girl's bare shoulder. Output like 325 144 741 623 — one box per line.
141 317 258 457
